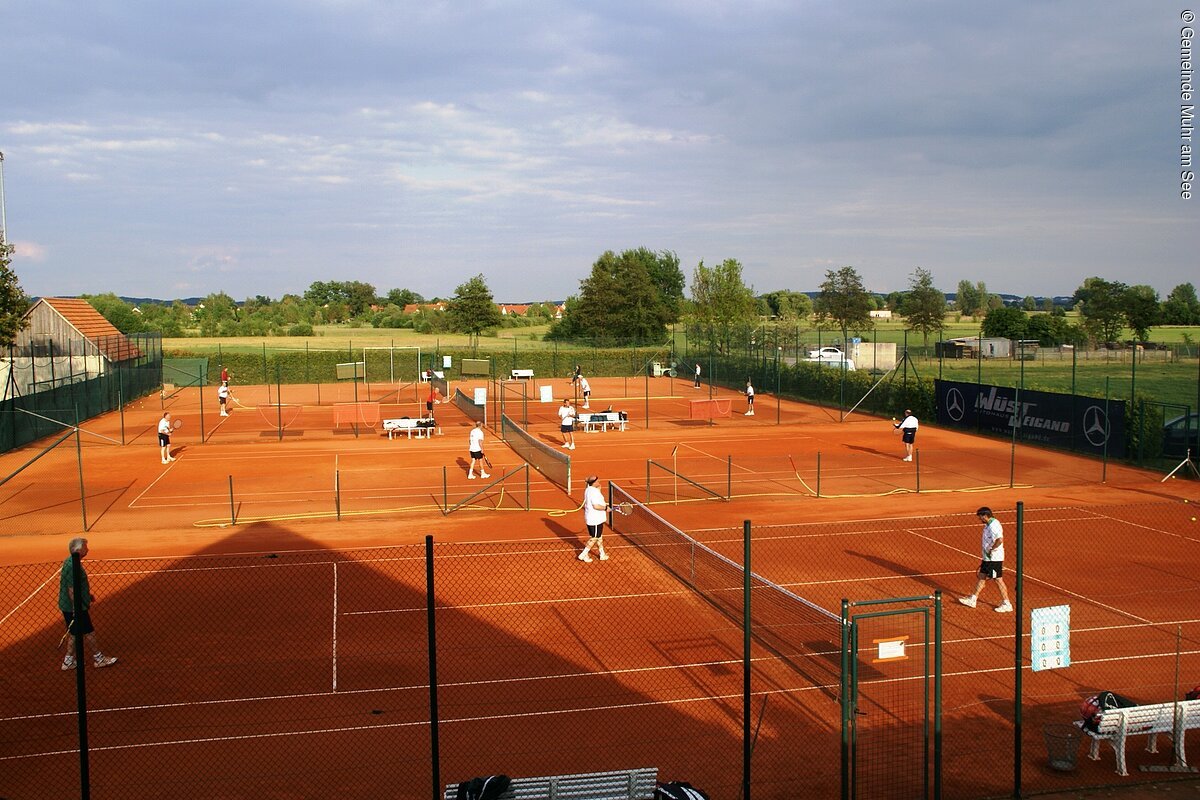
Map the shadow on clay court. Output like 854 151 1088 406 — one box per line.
844 550 944 595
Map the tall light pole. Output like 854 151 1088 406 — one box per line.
0 150 8 245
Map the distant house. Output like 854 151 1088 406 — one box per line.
498 304 531 316
403 303 448 314
869 309 893 319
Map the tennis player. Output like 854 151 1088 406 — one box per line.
158 412 175 464
744 379 755 416
59 537 117 670
894 409 919 461
467 421 490 480
958 507 1013 613
577 475 609 562
218 381 230 417
426 385 442 421
694 362 702 389
558 399 576 450
579 375 592 409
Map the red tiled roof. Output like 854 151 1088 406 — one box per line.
35 298 142 362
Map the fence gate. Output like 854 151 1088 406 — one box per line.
842 595 942 800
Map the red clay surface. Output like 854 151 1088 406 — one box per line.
1 376 1198 799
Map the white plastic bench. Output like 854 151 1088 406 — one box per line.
444 767 657 800
383 418 437 440
510 369 535 380
1074 699 1200 775
582 412 626 433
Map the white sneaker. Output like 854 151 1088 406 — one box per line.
161 459 168 464
168 457 176 462
903 456 912 462
94 655 117 668
562 442 571 448
480 472 490 479
61 657 76 671
569 443 575 450
577 551 592 562
995 602 1013 613
468 474 476 480
598 552 609 561
957 596 977 608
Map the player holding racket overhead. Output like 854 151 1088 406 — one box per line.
158 412 177 464
577 475 609 562
893 409 919 461
467 421 490 480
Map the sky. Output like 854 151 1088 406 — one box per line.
1 1 1195 304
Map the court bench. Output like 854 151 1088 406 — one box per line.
383 418 439 440
582 411 627 433
510 369 535 380
444 767 657 800
1074 699 1200 775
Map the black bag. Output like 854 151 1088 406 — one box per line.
1186 685 1200 701
618 411 628 422
655 782 709 800
418 419 436 428
455 775 511 800
1080 691 1138 732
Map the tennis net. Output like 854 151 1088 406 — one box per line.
452 388 486 424
610 482 843 694
500 413 572 494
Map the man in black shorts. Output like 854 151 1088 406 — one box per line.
59 537 118 670
958 507 1013 612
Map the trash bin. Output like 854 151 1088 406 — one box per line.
1043 723 1081 771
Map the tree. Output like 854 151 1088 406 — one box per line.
385 288 425 308
1074 277 1128 344
981 306 1029 340
446 274 503 346
761 290 812 320
1022 296 1037 311
1162 283 1200 325
955 280 986 317
0 243 30 346
84 293 145 333
813 266 873 346
690 258 757 353
639 248 686 322
898 267 946 346
553 250 674 345
1123 285 1161 341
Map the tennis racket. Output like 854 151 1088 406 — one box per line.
483 454 493 469
613 501 633 517
172 418 184 431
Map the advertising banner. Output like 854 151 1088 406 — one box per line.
934 380 1125 457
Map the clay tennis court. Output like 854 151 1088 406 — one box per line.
1 376 1197 799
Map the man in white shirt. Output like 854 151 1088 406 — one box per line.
558 399 576 450
158 413 175 464
958 507 1013 612
744 380 755 416
893 409 919 461
577 475 609 562
579 375 592 409
218 381 231 417
467 421 490 479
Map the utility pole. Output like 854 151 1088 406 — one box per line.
0 150 7 245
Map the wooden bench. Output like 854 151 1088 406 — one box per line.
1074 699 1200 775
383 418 437 440
444 767 657 800
510 369 535 380
582 412 627 433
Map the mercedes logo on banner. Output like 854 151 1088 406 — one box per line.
1082 405 1110 447
944 387 966 422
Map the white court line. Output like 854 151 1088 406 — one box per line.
0 568 60 629
127 458 181 509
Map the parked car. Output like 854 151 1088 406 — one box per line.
1162 412 1200 458
807 346 845 361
